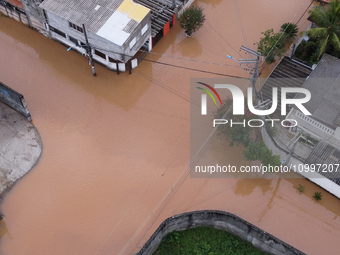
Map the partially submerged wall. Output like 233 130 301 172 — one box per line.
137 210 306 255
0 82 31 121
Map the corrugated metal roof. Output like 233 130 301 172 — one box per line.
39 0 125 33
40 0 150 46
305 141 340 185
134 0 177 37
96 11 131 46
123 19 138 33
259 57 312 111
118 0 135 14
295 54 340 128
128 3 149 22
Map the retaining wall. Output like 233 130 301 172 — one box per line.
136 210 306 255
0 82 31 121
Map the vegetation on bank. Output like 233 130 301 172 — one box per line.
255 22 298 63
152 226 269 255
295 0 340 64
214 99 281 168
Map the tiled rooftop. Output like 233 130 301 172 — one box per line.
40 0 124 33
295 54 340 129
40 0 150 46
259 57 312 111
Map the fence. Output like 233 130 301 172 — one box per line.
0 82 31 121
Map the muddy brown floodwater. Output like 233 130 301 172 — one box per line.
1 0 340 254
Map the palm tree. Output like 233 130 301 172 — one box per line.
280 22 298 39
305 0 340 59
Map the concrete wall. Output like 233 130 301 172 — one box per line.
21 0 46 33
0 1 29 25
137 210 306 255
22 0 44 22
125 11 151 58
288 109 340 148
288 109 332 139
0 82 31 121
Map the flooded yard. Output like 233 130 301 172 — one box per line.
0 1 339 254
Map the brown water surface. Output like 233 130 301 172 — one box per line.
1 1 339 255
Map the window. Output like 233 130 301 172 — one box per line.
94 50 106 59
69 22 84 33
49 26 66 38
109 57 116 63
129 38 136 49
78 41 86 48
69 36 78 45
141 24 148 35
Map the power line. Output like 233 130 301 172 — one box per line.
259 0 313 69
204 20 258 76
296 0 315 25
142 59 245 78
260 0 310 61
205 20 244 59
232 0 248 46
136 70 201 107
138 49 240 68
90 46 248 78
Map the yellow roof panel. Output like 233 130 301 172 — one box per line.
128 5 149 22
117 0 135 14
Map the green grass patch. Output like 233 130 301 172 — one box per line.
152 226 269 255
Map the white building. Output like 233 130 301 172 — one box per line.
39 0 152 71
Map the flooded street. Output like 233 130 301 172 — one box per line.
1 0 340 254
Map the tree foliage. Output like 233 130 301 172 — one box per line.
255 29 286 63
280 22 298 39
153 227 269 255
294 38 320 64
178 6 205 36
244 141 281 167
255 23 298 63
214 98 281 166
213 98 254 147
305 0 340 59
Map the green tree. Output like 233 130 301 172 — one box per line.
255 23 298 63
305 0 340 59
214 98 254 147
280 22 298 39
178 6 205 36
244 141 281 167
255 28 287 63
243 141 267 161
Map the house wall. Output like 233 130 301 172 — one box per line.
91 10 151 66
21 0 46 33
45 10 151 67
22 0 44 22
3 0 22 9
288 109 333 139
0 0 29 25
123 11 151 61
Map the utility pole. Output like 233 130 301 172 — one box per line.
282 132 302 165
238 45 261 101
82 24 97 77
237 45 262 141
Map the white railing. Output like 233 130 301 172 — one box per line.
295 110 334 135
